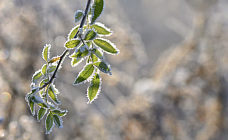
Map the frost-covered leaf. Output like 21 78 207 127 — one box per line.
32 70 43 85
87 73 101 103
48 85 61 105
37 107 47 122
41 64 47 76
86 41 92 48
53 115 63 129
64 39 81 49
47 102 56 110
90 0 105 25
31 95 45 103
45 112 54 134
68 25 87 40
91 47 104 60
73 64 94 85
84 29 97 41
42 44 51 62
28 97 35 116
37 103 49 108
91 22 112 36
39 79 49 87
70 45 90 60
93 61 111 75
48 57 60 64
52 109 68 117
91 53 98 62
71 58 83 67
47 65 56 74
74 10 84 23
93 38 119 54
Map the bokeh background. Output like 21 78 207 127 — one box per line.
1 0 228 139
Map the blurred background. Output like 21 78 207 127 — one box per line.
1 0 228 139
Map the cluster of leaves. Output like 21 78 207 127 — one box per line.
25 0 119 134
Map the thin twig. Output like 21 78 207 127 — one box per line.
39 0 92 91
74 0 92 39
39 49 69 90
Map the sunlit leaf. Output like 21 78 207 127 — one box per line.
48 84 61 105
28 97 35 116
53 115 63 129
93 38 119 54
91 53 98 62
93 61 111 75
87 73 101 103
74 10 84 23
37 103 49 108
37 107 47 122
73 64 94 85
47 65 56 74
41 64 47 76
64 39 81 49
42 44 51 62
90 0 105 25
84 29 97 41
70 45 90 60
91 22 112 36
91 47 104 60
68 25 87 40
71 58 83 67
51 109 68 117
32 70 43 85
45 112 54 134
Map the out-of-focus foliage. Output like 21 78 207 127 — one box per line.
1 0 228 139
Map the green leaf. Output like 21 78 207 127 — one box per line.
73 64 95 85
93 38 119 54
93 61 111 75
71 58 83 67
48 84 61 105
68 25 87 40
64 39 81 49
87 73 101 103
37 107 47 122
31 95 44 103
53 115 63 129
47 102 56 110
91 53 98 62
84 29 97 41
74 10 84 23
28 97 35 116
91 48 104 60
37 103 49 108
39 79 49 87
86 41 92 48
68 25 79 40
41 64 47 76
45 112 54 134
52 109 68 117
70 45 90 61
47 65 56 74
90 0 105 25
32 70 43 85
91 22 112 36
42 44 51 62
